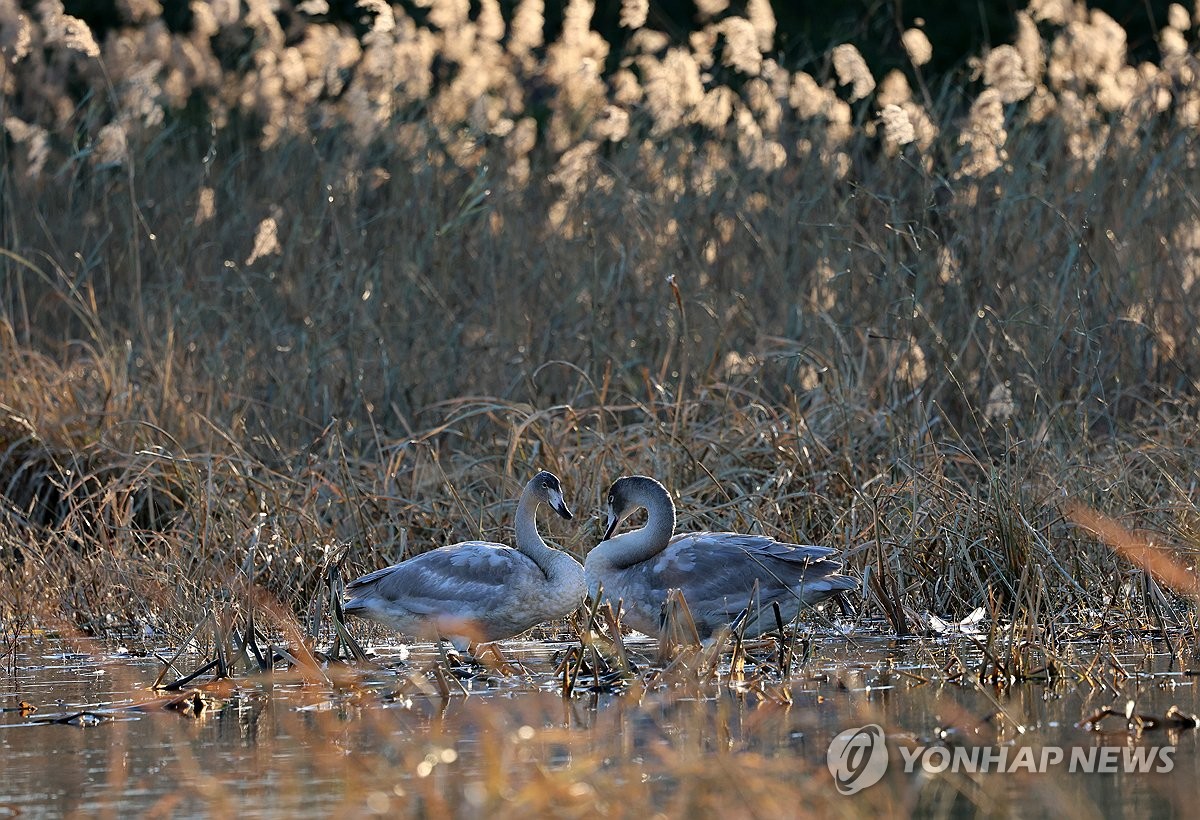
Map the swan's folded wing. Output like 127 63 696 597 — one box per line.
681 532 842 563
345 541 543 617
653 532 856 606
662 532 843 568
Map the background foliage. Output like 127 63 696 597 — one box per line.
2 0 1199 636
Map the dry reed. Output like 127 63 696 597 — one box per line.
1 1 1199 651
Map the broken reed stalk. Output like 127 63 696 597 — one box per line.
579 589 608 687
233 607 271 672
153 612 211 689
601 603 632 673
560 594 631 697
212 591 233 679
772 601 794 679
322 555 371 664
559 645 579 695
658 588 703 664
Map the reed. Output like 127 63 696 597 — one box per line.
2 1 1199 646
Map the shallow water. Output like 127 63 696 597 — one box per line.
1 629 1196 818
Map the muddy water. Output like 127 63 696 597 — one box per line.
1 632 1196 817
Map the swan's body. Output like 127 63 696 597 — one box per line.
584 476 857 639
344 471 586 649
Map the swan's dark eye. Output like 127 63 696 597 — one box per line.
608 495 615 505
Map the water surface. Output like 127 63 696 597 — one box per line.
2 630 1195 817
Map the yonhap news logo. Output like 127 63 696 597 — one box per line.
827 724 889 794
827 725 1174 793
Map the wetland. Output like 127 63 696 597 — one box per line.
3 627 1197 817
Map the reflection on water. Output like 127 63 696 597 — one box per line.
1 632 1197 817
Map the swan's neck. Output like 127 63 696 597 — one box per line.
514 492 567 577
591 485 676 570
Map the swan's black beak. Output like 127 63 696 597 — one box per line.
602 509 619 541
552 497 573 520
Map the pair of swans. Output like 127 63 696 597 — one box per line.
343 471 857 650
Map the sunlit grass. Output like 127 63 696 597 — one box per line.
2 0 1199 716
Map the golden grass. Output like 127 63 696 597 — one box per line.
1 0 1199 649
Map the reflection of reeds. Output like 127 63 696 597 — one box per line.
11 625 1200 816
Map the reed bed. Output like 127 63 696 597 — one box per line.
2 0 1200 646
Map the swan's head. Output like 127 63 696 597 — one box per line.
601 475 666 540
530 470 573 520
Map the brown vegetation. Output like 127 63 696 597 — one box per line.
2 0 1200 643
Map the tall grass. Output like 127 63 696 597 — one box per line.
2 0 1200 636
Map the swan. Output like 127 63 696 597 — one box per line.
584 475 857 639
343 471 586 651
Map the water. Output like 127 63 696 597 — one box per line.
2 630 1196 817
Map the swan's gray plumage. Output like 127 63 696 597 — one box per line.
343 471 586 649
585 475 857 639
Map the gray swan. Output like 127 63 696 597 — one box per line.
585 475 857 639
344 471 586 650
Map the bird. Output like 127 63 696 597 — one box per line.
342 471 586 652
584 475 857 640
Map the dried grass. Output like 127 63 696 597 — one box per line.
1 0 1199 652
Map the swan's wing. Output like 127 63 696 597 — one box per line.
593 532 856 637
658 532 845 572
651 532 856 608
345 541 544 618
676 532 843 565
